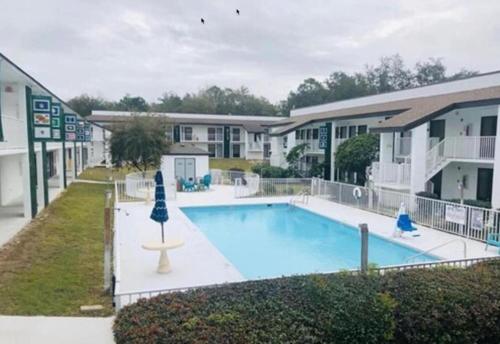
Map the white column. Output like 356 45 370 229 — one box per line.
35 147 44 211
21 153 32 219
71 146 77 180
58 145 65 189
78 145 83 174
379 132 394 163
330 122 337 181
410 123 429 195
491 106 500 208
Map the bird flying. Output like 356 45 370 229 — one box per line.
201 18 205 24
236 9 240 15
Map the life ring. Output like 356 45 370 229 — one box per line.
353 187 362 200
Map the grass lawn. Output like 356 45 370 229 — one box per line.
78 166 136 181
0 183 114 316
209 158 264 172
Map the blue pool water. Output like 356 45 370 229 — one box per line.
181 203 437 279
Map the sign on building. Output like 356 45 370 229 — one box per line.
445 204 466 225
319 126 328 149
76 120 85 142
64 113 77 141
51 103 63 141
32 95 52 141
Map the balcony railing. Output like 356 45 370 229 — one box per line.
247 141 263 151
296 139 322 152
371 161 411 187
181 133 224 142
426 136 496 177
394 136 412 157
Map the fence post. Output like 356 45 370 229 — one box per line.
104 189 113 293
359 223 369 273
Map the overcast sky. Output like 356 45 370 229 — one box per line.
2 0 500 103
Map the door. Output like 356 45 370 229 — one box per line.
430 119 446 156
174 158 196 181
430 171 442 198
429 120 445 141
477 168 493 202
480 116 497 159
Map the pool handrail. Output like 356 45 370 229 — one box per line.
405 238 467 263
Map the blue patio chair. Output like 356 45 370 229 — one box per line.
397 214 417 232
485 233 500 253
183 179 196 192
203 174 211 189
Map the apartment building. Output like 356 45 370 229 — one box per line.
88 111 282 160
0 53 93 244
270 72 500 208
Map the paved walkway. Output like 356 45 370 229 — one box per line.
0 316 114 343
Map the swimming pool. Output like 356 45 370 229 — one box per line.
181 203 438 279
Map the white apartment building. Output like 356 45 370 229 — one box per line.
88 111 282 161
0 53 96 245
270 72 500 208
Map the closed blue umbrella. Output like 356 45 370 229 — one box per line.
150 170 169 243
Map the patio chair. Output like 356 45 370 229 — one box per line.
183 179 196 192
202 174 211 189
397 214 417 233
485 233 500 253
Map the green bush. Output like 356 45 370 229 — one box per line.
114 261 500 343
251 163 289 178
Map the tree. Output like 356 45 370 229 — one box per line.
414 58 446 86
285 143 309 177
116 95 149 112
281 78 329 114
335 134 379 185
67 94 111 117
110 115 169 173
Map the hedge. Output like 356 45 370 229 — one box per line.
114 261 500 344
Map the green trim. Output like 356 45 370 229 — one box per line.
25 86 38 217
73 141 77 177
81 142 85 170
62 141 67 188
42 142 49 207
324 122 332 180
223 126 230 158
173 125 180 143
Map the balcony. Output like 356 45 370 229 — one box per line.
426 136 496 179
296 139 322 153
247 141 263 151
371 161 411 189
181 133 224 142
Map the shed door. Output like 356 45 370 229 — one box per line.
174 158 196 181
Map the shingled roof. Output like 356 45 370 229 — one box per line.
270 85 500 135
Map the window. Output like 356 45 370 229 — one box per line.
339 126 347 139
306 129 312 140
300 130 305 140
232 144 241 158
312 128 319 139
208 143 216 157
182 127 192 141
208 128 216 141
232 128 241 142
283 136 288 149
295 130 300 139
349 126 357 138
254 133 261 142
335 127 340 139
357 125 367 135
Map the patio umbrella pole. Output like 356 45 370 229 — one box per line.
161 223 164 243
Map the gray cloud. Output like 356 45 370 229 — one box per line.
1 0 499 103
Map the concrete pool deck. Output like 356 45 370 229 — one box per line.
114 185 498 306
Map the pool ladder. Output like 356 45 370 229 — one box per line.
405 239 467 263
290 189 310 206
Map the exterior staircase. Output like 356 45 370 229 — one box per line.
425 136 496 180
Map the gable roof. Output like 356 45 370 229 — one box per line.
270 85 500 135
